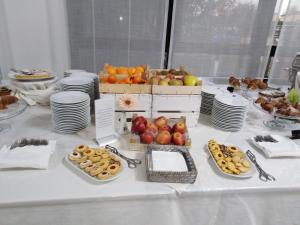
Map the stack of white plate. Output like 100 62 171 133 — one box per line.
50 91 90 134
200 87 219 115
211 93 248 132
60 77 94 107
64 70 100 100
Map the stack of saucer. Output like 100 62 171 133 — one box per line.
60 77 94 107
67 72 100 100
64 69 86 78
211 93 248 132
200 87 218 115
50 91 90 134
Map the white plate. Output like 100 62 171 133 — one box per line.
215 92 249 107
214 100 247 110
206 144 256 178
8 70 55 81
64 153 124 183
50 91 90 104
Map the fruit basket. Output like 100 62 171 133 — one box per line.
99 64 152 94
150 68 202 95
129 114 191 151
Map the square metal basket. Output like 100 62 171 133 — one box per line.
145 145 197 183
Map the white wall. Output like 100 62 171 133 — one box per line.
0 0 70 78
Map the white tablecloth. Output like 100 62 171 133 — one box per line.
1 102 300 225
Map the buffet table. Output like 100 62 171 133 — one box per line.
1 103 300 225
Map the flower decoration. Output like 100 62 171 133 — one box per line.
118 94 137 110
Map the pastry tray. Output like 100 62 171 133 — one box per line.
64 154 124 184
145 145 197 183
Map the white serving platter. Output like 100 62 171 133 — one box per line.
206 144 256 178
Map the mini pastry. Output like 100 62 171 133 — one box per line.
69 152 82 161
95 148 109 156
258 81 268 90
107 164 120 175
261 102 274 113
247 83 257 90
241 160 251 168
101 153 110 159
227 146 240 153
79 160 92 169
97 159 109 170
90 166 103 176
0 95 18 105
216 159 227 167
89 155 101 163
76 155 88 164
83 148 95 157
238 166 250 173
97 171 111 180
84 164 94 172
75 145 88 153
232 155 241 163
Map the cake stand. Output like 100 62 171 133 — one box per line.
0 100 27 133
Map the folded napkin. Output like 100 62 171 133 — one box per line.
152 151 188 172
0 141 56 169
252 135 300 158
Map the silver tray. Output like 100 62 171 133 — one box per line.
145 145 197 183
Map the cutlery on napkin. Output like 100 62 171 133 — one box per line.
0 140 56 169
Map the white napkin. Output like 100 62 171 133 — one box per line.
252 135 300 158
152 151 188 172
0 141 56 169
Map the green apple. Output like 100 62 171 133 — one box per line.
159 79 169 86
168 79 182 86
184 75 198 86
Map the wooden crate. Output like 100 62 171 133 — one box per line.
129 114 191 151
150 69 202 95
152 85 202 95
99 83 152 94
100 93 152 111
152 95 201 112
152 111 199 127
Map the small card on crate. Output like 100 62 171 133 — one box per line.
95 97 118 145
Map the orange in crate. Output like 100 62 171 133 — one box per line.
107 74 117 83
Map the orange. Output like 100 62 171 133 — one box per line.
116 66 128 75
124 76 133 84
107 74 117 83
127 67 136 76
135 66 144 74
132 74 142 84
107 67 116 76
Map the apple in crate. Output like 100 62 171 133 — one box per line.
154 116 168 128
172 121 186 134
158 124 172 133
133 116 147 126
146 122 158 136
155 130 171 145
172 132 185 146
140 132 154 144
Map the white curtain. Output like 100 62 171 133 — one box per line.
66 0 168 73
169 0 278 78
269 0 300 85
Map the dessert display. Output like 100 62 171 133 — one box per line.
207 140 251 175
67 145 123 181
0 95 18 110
255 89 300 117
228 76 268 90
100 64 149 84
0 86 12 96
9 69 53 81
150 66 201 86
130 115 191 149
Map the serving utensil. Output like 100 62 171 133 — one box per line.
10 138 48 150
246 150 276 182
105 145 141 168
254 135 278 143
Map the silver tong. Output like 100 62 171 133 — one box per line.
105 145 142 168
10 138 49 150
246 150 276 182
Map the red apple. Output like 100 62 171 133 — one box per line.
132 122 146 134
158 124 171 133
146 122 158 136
154 116 168 128
140 132 154 144
133 116 147 126
155 130 171 145
172 121 186 134
172 132 185 145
